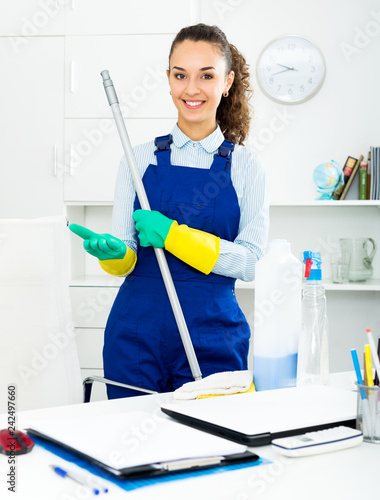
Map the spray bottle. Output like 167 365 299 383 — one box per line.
297 251 329 386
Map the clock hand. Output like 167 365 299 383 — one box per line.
271 67 299 76
271 68 292 76
277 64 299 71
277 63 293 70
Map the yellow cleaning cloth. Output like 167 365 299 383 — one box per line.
173 370 255 400
197 381 256 399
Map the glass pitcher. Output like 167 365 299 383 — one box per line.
339 238 376 282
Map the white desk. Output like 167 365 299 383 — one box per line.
1 376 379 500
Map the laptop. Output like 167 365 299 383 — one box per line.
161 385 357 446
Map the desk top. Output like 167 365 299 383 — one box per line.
0 374 378 500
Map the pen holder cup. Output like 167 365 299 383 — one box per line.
355 383 380 443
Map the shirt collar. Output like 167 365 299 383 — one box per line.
171 123 225 153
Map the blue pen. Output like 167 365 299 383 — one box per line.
351 348 371 437
50 465 108 495
351 349 367 400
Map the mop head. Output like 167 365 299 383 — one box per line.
173 370 255 400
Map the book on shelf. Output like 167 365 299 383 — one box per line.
366 151 371 200
359 161 368 200
332 156 357 200
340 155 364 200
369 146 380 200
331 149 380 201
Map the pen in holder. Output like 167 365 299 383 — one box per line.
351 347 379 443
355 383 380 443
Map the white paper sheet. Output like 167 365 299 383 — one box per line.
28 411 246 471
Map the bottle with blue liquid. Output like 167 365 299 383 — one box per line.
253 239 302 391
297 251 329 386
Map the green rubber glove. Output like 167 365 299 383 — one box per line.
132 210 174 248
69 224 126 261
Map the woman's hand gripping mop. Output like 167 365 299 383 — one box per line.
76 70 254 398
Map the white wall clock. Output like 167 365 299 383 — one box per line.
256 35 326 104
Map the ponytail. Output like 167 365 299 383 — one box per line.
168 23 253 145
217 43 252 145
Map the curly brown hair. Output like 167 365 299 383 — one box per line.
168 23 252 146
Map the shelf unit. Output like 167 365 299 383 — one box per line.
67 196 380 379
67 200 380 291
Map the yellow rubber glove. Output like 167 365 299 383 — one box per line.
165 221 220 274
133 210 220 275
69 224 136 277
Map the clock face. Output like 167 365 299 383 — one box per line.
257 35 325 104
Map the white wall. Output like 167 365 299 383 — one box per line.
201 0 380 201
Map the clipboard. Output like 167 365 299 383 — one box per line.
27 428 259 478
26 410 259 478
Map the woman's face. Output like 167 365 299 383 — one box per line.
167 40 234 136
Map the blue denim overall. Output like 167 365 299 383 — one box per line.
103 134 250 398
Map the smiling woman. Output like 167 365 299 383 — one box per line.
167 24 252 144
167 39 234 140
70 23 269 399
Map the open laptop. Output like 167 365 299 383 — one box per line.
161 385 357 446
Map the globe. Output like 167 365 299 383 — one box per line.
313 160 343 200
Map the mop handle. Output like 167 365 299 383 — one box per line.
101 70 202 381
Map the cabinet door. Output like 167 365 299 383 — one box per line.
70 286 119 328
0 37 64 218
0 2 64 37
75 328 104 369
64 118 175 202
65 35 177 119
65 0 197 35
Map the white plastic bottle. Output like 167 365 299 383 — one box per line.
253 239 302 391
297 251 329 386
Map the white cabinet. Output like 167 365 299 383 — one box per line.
0 37 64 218
71 285 120 402
63 118 175 202
0 1 64 37
76 329 105 368
71 285 119 327
65 0 197 35
65 35 177 119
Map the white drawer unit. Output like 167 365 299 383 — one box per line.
64 35 177 119
70 286 119 328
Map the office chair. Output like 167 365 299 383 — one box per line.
82 376 157 403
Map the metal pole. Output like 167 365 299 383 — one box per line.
101 70 202 381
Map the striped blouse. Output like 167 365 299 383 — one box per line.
112 123 269 282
